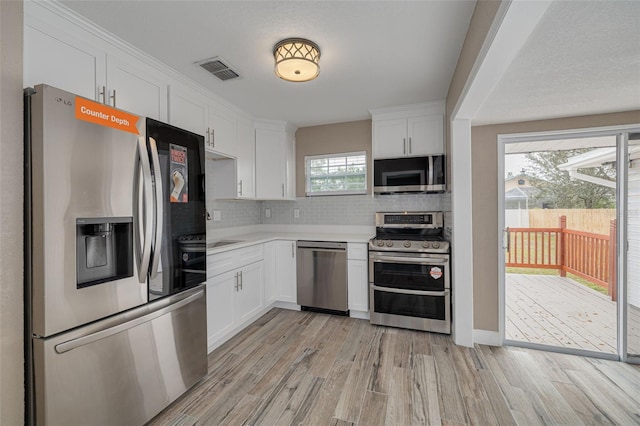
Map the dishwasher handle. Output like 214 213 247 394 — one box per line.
297 240 347 250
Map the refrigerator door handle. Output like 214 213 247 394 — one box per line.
148 137 163 279
135 136 153 283
55 290 204 354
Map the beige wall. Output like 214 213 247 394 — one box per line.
0 0 24 423
295 120 372 197
472 110 640 332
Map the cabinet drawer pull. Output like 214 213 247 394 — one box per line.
99 86 106 104
110 89 116 107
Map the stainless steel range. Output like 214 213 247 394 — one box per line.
369 211 451 334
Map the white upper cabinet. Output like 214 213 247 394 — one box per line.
236 116 255 199
106 53 168 121
168 84 209 136
371 102 445 159
25 4 166 121
208 104 237 158
255 121 295 200
24 23 106 101
372 118 407 158
406 115 444 156
168 83 237 157
255 127 286 199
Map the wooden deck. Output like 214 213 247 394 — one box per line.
506 273 640 355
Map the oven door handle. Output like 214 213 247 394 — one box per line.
372 285 448 297
181 246 206 253
372 256 449 265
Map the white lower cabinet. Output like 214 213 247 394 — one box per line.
206 245 264 351
235 261 264 323
206 269 236 346
265 240 297 304
347 243 369 314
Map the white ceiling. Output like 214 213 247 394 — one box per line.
60 0 476 128
473 0 640 126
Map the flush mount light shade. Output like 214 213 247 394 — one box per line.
273 38 320 82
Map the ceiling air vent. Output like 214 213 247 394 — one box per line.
196 56 240 81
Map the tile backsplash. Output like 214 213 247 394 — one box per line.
206 160 447 230
262 193 443 226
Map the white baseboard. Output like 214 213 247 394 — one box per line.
273 301 301 311
349 310 370 320
474 329 502 346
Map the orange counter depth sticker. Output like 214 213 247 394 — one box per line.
75 97 140 135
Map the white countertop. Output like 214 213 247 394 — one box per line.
206 226 374 255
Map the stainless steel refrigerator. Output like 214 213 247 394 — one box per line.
24 84 208 425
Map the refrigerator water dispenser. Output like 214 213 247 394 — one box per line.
76 217 133 288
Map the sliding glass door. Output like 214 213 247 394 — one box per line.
502 135 618 356
500 127 640 363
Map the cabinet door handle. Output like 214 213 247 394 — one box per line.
282 183 285 198
403 137 406 155
99 86 106 104
110 89 116 107
234 273 238 291
292 242 295 258
238 180 243 196
210 129 215 148
409 137 412 154
239 271 243 290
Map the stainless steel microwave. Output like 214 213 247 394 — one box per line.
373 155 445 194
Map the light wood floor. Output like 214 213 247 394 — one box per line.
148 308 640 426
506 273 640 355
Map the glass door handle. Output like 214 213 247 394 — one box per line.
503 227 510 251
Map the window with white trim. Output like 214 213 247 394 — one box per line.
305 151 367 196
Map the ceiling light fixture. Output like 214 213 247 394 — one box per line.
273 38 320 82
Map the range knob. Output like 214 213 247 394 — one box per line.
403 241 412 248
432 242 440 249
422 242 431 249
385 241 394 247
376 240 384 247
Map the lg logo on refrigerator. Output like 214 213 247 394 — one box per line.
55 97 72 106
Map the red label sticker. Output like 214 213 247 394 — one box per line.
430 266 442 279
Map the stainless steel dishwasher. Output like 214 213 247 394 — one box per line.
296 241 349 315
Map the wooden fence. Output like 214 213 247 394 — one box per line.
506 215 617 300
528 209 615 234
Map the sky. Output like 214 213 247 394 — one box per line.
505 153 530 178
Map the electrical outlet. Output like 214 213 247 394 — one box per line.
293 208 300 219
213 210 221 221
265 208 271 218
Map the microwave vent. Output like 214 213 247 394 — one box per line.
196 57 240 81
